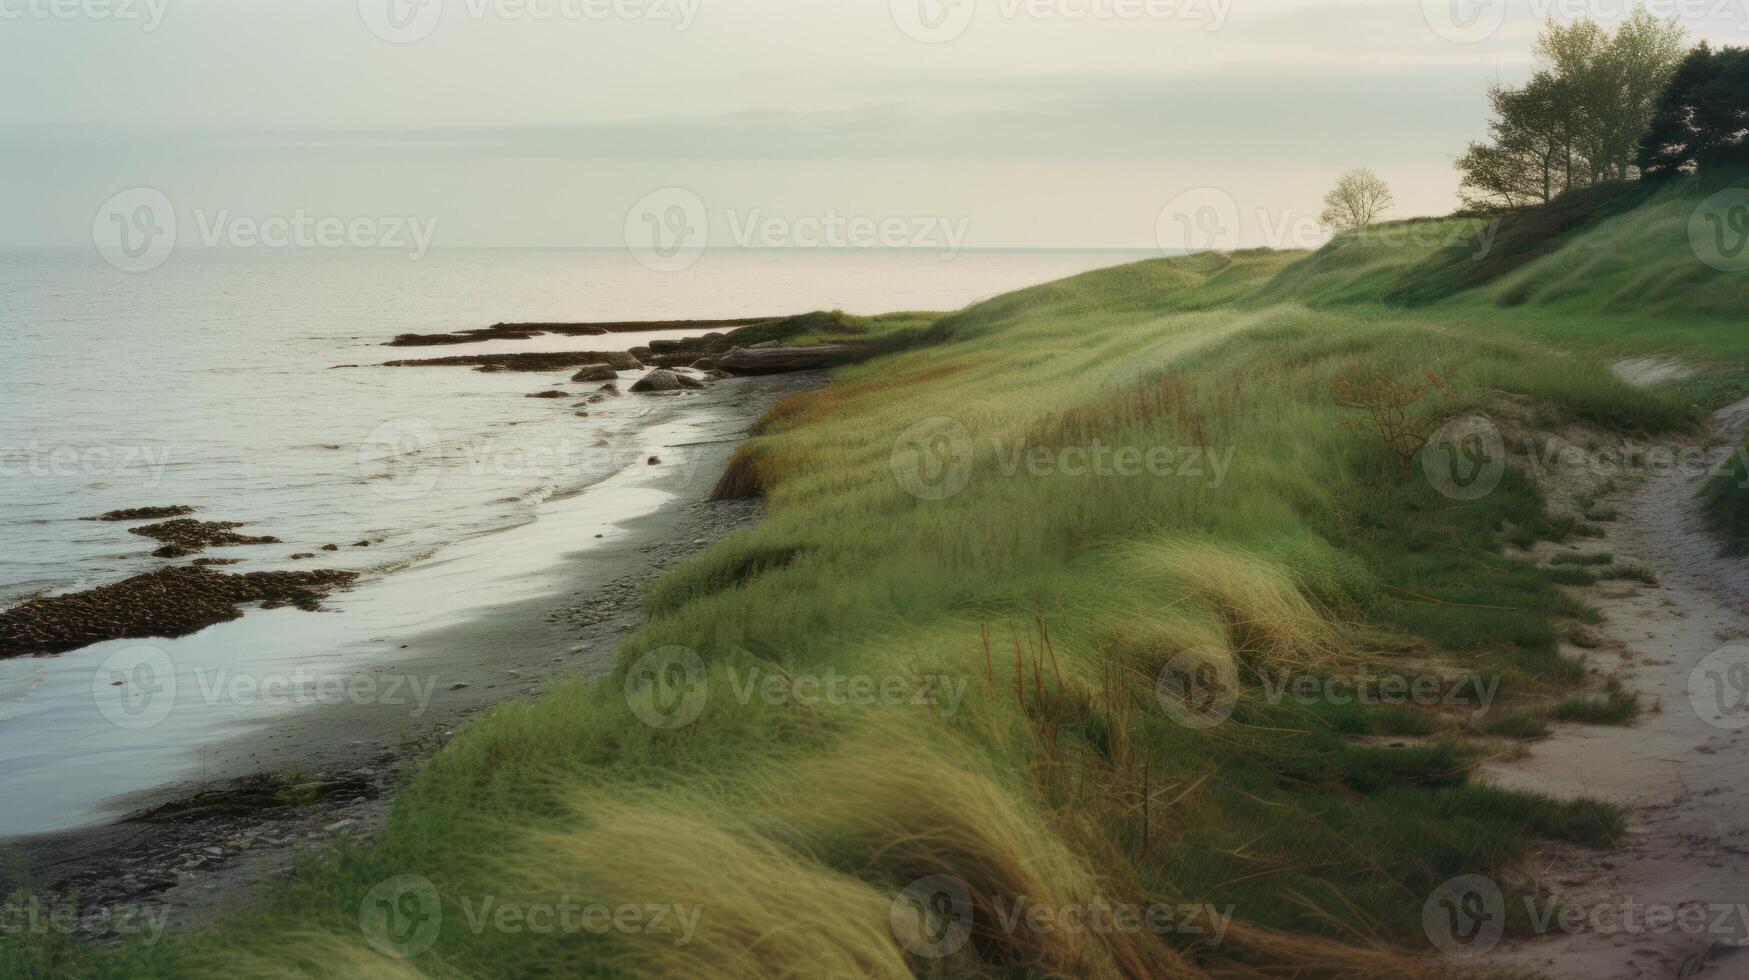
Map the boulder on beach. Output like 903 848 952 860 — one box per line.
690 357 717 370
527 390 570 399
630 369 684 393
570 363 618 383
598 383 621 396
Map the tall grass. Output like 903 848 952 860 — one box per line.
12 182 1744 978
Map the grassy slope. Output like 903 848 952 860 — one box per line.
10 178 1746 978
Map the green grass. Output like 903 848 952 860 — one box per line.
1702 437 1749 556
11 179 1746 978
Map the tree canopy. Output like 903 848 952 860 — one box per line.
1637 44 1749 177
1457 12 1687 211
1320 169 1394 231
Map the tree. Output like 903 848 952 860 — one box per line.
1321 169 1394 231
1637 44 1749 177
1458 14 1687 209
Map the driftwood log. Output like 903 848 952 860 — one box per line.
714 344 873 375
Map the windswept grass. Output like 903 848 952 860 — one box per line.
14 180 1746 978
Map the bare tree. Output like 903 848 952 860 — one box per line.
1320 169 1394 232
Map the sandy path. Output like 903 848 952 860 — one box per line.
1484 395 1749 978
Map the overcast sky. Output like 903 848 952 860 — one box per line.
4 0 1746 250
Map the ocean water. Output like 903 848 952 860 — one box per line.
0 247 1149 606
0 246 1150 835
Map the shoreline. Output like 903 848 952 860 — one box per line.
0 370 826 937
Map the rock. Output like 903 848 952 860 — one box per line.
706 369 733 381
449 682 470 691
288 553 316 560
320 544 339 551
90 506 196 522
477 364 508 373
676 373 706 390
630 369 684 393
527 390 570 399
353 540 371 548
324 819 355 833
130 519 280 556
647 456 662 465
570 363 619 383
575 411 590 418
598 383 621 396
690 357 717 370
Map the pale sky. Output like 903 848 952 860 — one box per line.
3 0 1746 250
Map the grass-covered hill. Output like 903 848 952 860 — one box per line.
9 172 1747 979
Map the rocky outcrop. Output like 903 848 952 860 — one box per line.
129 520 281 559
90 506 196 522
0 567 359 657
381 318 777 348
381 351 643 373
713 344 872 375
